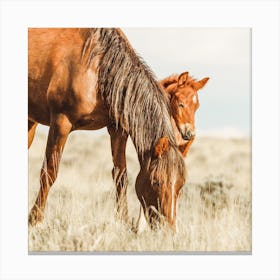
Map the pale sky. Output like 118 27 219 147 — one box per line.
123 28 251 137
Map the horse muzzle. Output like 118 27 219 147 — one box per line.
179 124 195 141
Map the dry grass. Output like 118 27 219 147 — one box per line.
28 129 251 252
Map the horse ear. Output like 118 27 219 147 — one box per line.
177 72 189 87
194 77 210 90
154 137 170 158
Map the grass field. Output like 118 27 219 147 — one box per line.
28 129 251 252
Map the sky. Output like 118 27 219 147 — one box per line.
123 28 251 137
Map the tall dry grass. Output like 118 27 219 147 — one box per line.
28 129 251 252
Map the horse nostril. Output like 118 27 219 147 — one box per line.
182 132 191 140
182 130 194 141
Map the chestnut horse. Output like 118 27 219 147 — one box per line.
160 72 209 157
28 28 185 228
107 72 209 227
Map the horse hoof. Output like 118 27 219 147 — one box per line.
28 208 43 226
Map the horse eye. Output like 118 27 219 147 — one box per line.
178 103 184 108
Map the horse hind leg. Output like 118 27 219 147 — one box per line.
107 125 129 222
28 120 38 148
28 113 72 226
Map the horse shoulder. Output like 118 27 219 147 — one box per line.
46 60 71 108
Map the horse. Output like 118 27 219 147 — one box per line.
28 28 185 228
160 72 209 157
107 72 209 229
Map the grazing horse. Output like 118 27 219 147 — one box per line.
107 72 209 228
160 72 209 157
28 28 185 228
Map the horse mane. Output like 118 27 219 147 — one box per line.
81 28 185 183
82 29 176 154
160 74 198 94
160 75 178 89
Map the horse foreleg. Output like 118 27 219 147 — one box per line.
29 113 72 225
28 120 38 148
107 125 129 221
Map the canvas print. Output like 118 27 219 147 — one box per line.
28 28 251 252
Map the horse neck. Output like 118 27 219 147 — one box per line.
94 28 177 157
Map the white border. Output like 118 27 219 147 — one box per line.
0 0 279 279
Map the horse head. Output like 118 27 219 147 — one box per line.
135 137 185 228
161 72 209 142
